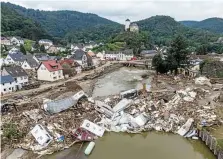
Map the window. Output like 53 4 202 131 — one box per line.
39 125 44 130
24 76 27 79
20 77 23 80
24 65 27 67
2 83 4 86
53 72 55 75
10 82 11 84
37 136 43 141
9 87 11 90
4 89 6 91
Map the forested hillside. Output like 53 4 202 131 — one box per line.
180 18 223 34
1 3 51 40
2 2 123 42
137 16 220 47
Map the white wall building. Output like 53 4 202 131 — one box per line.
5 52 25 65
10 37 24 46
9 47 19 54
2 66 28 90
105 50 134 61
37 60 64 81
39 39 53 46
96 52 105 60
0 74 16 95
125 19 131 31
1 37 11 45
21 56 39 70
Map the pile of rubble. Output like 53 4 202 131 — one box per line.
92 85 219 135
1 75 222 157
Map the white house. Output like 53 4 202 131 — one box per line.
0 58 6 67
39 39 53 50
33 53 50 63
0 73 16 95
9 47 19 54
71 44 86 51
5 52 25 65
104 52 118 60
21 55 40 70
1 37 11 45
96 51 105 60
31 124 53 146
57 47 66 52
2 65 28 90
39 39 53 46
70 49 93 68
10 37 24 46
37 60 64 81
105 49 133 61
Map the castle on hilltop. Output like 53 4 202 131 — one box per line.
125 19 139 33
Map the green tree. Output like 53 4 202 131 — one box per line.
196 44 208 55
152 54 168 74
20 44 26 54
4 45 8 51
40 44 46 52
166 35 189 74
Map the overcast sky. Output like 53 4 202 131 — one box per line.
2 0 223 23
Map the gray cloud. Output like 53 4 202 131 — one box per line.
2 0 223 23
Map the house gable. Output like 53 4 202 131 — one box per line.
22 60 31 69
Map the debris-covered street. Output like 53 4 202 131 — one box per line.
1 66 223 159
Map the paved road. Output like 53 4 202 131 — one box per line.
2 62 112 100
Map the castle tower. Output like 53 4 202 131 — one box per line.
125 19 131 31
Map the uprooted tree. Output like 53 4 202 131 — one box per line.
152 35 189 74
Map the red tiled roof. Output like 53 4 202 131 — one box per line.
59 59 74 66
42 60 63 72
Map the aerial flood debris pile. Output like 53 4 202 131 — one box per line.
1 75 223 156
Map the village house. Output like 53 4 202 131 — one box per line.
59 59 82 77
2 65 28 90
47 45 59 54
140 50 157 58
57 46 66 52
5 52 25 65
33 53 50 63
38 39 53 50
71 49 93 68
1 37 11 45
9 47 19 54
39 39 53 45
21 55 40 70
0 58 6 67
85 42 98 50
10 36 24 46
37 60 64 81
0 73 16 95
105 49 134 61
87 50 96 57
71 43 86 51
96 51 105 60
87 50 100 67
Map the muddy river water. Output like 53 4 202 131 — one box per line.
46 67 215 159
